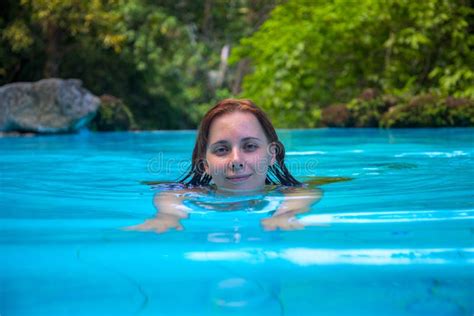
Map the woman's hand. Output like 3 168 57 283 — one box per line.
261 212 304 231
125 213 184 233
261 187 322 231
124 189 194 234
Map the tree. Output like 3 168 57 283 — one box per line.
0 0 281 129
232 0 473 127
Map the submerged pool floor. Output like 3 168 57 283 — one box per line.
1 128 473 315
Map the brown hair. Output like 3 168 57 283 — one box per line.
179 99 300 186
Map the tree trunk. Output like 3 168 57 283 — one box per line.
232 58 251 95
43 21 62 78
202 0 213 42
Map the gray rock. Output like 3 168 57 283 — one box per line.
0 78 100 133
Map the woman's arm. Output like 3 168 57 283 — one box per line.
125 189 191 233
261 187 322 231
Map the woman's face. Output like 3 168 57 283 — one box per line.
204 111 276 192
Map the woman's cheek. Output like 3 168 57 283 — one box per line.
213 158 229 174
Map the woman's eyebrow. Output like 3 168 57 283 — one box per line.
241 137 262 142
209 140 229 147
210 137 262 147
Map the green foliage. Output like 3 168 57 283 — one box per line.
321 104 351 127
321 91 474 128
380 94 448 127
446 97 474 126
380 94 474 128
24 0 126 50
234 0 474 127
346 92 392 128
90 95 137 131
1 0 472 129
110 1 209 128
2 20 34 52
1 0 277 129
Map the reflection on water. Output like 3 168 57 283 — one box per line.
185 247 474 265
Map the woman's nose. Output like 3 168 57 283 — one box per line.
230 149 244 171
231 161 244 171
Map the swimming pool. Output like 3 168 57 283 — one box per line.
1 128 473 315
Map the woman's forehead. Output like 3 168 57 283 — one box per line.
208 111 267 142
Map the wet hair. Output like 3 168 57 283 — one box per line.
179 98 301 186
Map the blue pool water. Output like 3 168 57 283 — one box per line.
1 128 473 315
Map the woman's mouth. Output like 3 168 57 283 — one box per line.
226 174 252 183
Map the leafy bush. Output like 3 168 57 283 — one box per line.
90 95 137 131
321 90 474 128
380 94 446 127
321 104 351 127
322 89 397 127
234 0 474 127
445 97 474 127
380 94 474 128
346 89 397 127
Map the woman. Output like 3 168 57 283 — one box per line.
129 99 321 233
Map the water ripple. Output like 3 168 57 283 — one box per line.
185 247 474 265
300 209 474 225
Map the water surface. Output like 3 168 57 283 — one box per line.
1 128 473 315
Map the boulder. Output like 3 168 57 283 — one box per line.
0 78 100 133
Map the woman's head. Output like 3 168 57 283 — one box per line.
180 99 300 190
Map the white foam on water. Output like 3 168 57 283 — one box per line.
279 247 473 266
395 151 468 158
184 247 474 265
286 151 327 156
299 209 474 225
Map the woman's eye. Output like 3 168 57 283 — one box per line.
244 143 258 151
213 146 229 155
